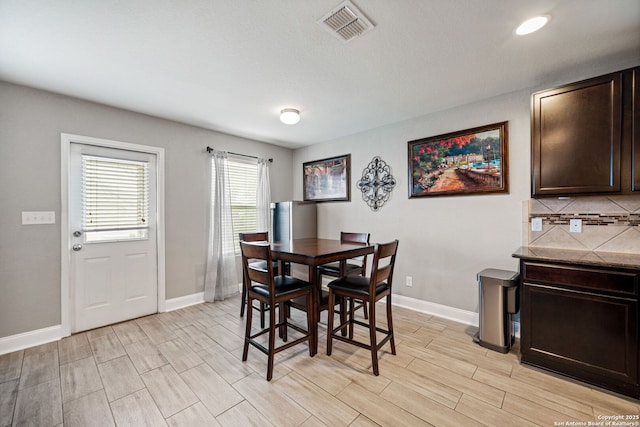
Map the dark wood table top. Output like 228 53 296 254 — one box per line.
270 238 374 265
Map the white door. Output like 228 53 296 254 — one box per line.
69 142 158 333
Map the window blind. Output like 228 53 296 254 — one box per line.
227 157 258 252
81 155 149 241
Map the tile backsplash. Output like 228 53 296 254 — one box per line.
526 195 640 254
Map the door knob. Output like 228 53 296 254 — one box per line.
72 244 83 251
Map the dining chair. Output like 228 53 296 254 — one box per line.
240 241 313 380
288 232 370 335
317 232 370 319
239 232 278 328
326 240 399 376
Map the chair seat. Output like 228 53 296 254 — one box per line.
251 275 311 298
318 261 362 276
327 275 388 297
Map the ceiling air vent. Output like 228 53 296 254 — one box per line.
318 1 374 43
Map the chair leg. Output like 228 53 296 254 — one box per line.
368 301 379 376
278 305 284 339
260 303 266 329
280 302 288 342
240 277 247 317
267 301 277 381
326 290 335 356
348 298 355 339
357 271 368 320
307 291 313 356
242 295 253 361
339 296 347 336
387 295 396 355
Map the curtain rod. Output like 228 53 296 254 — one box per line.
206 146 273 163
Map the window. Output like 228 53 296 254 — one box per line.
227 156 258 252
81 155 149 242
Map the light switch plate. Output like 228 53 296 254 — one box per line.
531 217 543 232
22 211 56 225
569 219 582 233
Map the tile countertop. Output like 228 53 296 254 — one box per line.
512 246 640 270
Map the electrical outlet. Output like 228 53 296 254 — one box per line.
406 276 413 287
531 217 542 232
569 219 582 233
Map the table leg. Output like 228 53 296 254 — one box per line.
308 264 318 356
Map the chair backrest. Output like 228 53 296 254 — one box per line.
240 241 274 290
239 231 269 243
340 232 369 245
341 232 370 273
369 240 399 291
239 232 270 265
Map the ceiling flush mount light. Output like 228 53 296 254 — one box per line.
280 108 300 125
516 16 549 35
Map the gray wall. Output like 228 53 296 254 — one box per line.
293 58 640 313
0 81 293 338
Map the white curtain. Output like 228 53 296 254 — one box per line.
256 158 271 233
204 150 239 301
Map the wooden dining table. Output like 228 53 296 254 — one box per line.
270 238 374 356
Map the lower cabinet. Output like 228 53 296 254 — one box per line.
519 260 639 398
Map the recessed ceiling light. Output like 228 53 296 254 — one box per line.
516 16 549 35
280 108 300 125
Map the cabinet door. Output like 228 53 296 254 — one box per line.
621 67 639 193
633 68 639 191
532 73 622 196
521 282 638 397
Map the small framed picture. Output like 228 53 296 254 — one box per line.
303 154 351 202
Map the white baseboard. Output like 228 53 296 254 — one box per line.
391 293 520 338
164 292 205 312
0 325 63 356
0 292 204 355
0 292 205 355
392 294 479 326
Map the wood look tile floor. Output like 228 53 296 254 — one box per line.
1 295 639 426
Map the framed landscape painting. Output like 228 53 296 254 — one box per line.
408 122 509 198
303 154 351 202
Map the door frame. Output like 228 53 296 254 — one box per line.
60 133 166 337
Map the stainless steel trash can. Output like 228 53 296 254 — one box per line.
473 268 520 353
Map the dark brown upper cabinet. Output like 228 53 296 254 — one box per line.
531 66 638 197
631 68 639 192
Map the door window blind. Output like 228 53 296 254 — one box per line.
81 155 149 242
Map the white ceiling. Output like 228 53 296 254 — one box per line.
1 1 639 149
